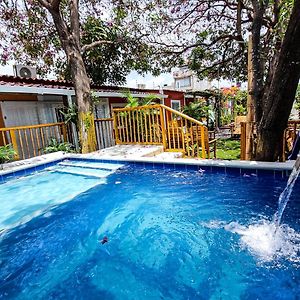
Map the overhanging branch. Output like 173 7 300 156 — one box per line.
81 40 114 54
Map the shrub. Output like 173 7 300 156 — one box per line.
0 144 16 164
43 138 75 154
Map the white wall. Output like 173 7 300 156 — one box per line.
1 101 63 127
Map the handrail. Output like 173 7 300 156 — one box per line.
0 122 65 131
112 104 215 159
112 104 161 112
95 118 113 121
160 104 205 126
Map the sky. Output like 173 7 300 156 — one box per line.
125 71 174 89
0 64 173 88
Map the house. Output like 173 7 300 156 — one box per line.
0 75 187 156
0 75 186 129
172 66 212 92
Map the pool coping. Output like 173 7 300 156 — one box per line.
0 151 295 180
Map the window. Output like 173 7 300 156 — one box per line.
94 99 110 118
171 100 181 111
175 76 192 88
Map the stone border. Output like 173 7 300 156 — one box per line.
0 150 295 178
0 152 68 176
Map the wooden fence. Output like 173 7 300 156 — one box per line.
0 122 68 160
240 120 300 161
94 118 115 149
0 104 216 161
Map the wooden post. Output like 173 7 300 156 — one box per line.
240 122 246 160
62 124 68 142
112 111 120 144
245 35 255 160
0 105 5 146
200 126 206 159
10 129 19 160
159 106 167 150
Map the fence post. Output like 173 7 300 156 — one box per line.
9 129 19 160
159 106 167 149
240 122 246 160
113 111 120 144
200 126 206 159
62 124 68 142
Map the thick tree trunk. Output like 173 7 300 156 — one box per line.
46 2 97 153
69 52 97 153
255 1 300 161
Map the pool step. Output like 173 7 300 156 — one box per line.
53 166 114 178
58 160 125 171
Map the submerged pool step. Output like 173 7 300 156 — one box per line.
58 160 125 171
53 166 114 178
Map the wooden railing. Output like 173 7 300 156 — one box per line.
0 122 68 160
113 105 164 146
94 118 115 150
113 104 216 158
240 120 300 161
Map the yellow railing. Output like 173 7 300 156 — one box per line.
94 118 115 149
0 122 68 160
112 105 164 146
113 104 217 158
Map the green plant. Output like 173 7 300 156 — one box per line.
234 104 247 116
220 114 232 126
181 101 207 121
0 144 16 164
59 103 78 125
123 91 159 107
216 138 241 160
43 138 75 154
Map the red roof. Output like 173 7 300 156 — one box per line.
0 75 178 95
0 75 74 90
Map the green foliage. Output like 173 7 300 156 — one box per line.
216 138 240 160
182 101 207 121
43 138 75 154
219 89 247 126
0 2 156 85
230 90 247 116
182 101 215 129
124 91 159 108
220 114 232 126
81 17 135 85
0 144 16 164
59 104 78 125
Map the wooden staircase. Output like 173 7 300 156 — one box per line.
112 104 217 159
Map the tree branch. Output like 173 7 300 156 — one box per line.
81 40 114 53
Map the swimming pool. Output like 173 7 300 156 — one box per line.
0 159 299 299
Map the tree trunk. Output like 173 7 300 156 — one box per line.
46 2 97 153
69 52 97 153
255 0 300 161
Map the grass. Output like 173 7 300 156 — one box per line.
216 138 241 160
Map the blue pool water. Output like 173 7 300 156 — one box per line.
0 161 300 299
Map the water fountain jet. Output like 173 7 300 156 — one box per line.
273 154 300 227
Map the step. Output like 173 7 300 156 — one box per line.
59 160 125 171
51 166 114 178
